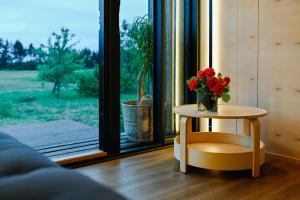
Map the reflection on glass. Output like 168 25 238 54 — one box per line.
165 0 176 138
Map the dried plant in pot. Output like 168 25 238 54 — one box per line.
121 16 153 142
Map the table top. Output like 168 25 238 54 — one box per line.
173 104 267 119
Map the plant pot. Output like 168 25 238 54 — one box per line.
197 92 218 112
121 99 153 142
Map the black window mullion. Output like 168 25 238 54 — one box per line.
184 0 198 104
99 0 120 154
153 0 165 144
183 0 198 131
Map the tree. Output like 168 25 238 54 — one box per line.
0 40 11 69
13 40 25 64
81 48 98 69
91 51 99 65
37 28 84 98
0 39 4 69
27 43 35 57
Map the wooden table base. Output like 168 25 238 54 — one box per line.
179 117 263 177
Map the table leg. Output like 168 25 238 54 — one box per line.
243 119 251 136
180 116 191 173
251 118 261 178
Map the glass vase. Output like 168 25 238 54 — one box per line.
197 92 218 112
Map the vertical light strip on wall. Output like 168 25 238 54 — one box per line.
171 0 176 132
200 0 210 68
208 0 213 131
212 0 220 71
175 0 184 133
199 0 210 132
212 0 220 132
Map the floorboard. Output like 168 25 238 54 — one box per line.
76 147 300 200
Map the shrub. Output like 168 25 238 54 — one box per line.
76 68 99 97
18 61 38 70
0 99 12 118
120 65 137 93
13 61 38 70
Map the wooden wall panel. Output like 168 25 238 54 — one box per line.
198 0 300 160
206 0 300 160
258 0 300 159
236 0 259 132
212 0 238 133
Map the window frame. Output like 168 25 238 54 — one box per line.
99 0 165 155
99 0 121 154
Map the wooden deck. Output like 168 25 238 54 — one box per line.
0 120 98 149
0 120 139 158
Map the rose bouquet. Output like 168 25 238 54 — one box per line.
186 68 231 112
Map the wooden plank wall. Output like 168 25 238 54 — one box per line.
258 0 300 160
236 0 259 132
210 0 300 160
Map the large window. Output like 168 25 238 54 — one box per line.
0 0 100 159
0 0 196 160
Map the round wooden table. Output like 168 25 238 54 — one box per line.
173 104 267 178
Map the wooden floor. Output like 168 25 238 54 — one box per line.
76 147 300 200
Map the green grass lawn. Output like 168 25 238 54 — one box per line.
0 70 135 128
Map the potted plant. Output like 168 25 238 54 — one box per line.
121 16 153 142
186 68 231 112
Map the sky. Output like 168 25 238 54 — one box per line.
0 0 148 51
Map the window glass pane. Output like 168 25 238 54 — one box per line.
120 0 154 149
164 0 176 139
0 0 100 159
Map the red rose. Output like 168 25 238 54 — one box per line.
204 68 216 77
188 79 199 90
223 76 230 86
206 77 219 89
212 82 225 97
197 70 205 78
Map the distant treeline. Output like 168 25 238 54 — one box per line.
0 38 99 70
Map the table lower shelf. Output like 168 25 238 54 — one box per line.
174 132 265 171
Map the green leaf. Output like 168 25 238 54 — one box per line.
217 72 222 78
222 93 231 103
223 87 230 93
